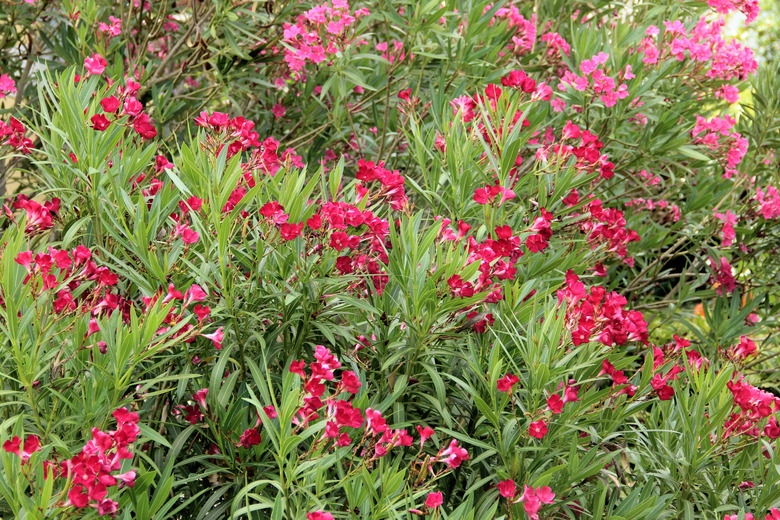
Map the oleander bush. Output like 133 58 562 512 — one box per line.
1 0 780 518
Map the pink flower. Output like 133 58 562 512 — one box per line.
497 373 520 392
202 327 224 349
100 95 120 113
426 491 443 508
84 53 107 75
193 389 208 409
529 420 548 439
238 428 262 447
714 210 737 247
307 511 334 520
0 74 17 97
439 439 469 468
450 95 477 122
497 479 516 499
547 394 564 414
280 222 303 240
263 405 277 419
272 103 286 119
90 114 110 131
3 434 41 460
181 227 200 244
536 486 555 504
417 425 434 448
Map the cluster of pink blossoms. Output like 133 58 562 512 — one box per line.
483 4 536 55
288 346 469 471
691 115 748 178
0 73 16 97
280 0 369 77
639 18 757 81
649 336 698 401
3 408 139 517
254 196 393 295
14 245 129 320
560 52 633 107
191 112 304 215
12 243 212 352
497 481 555 520
432 207 554 333
5 194 61 235
578 198 640 266
97 15 122 38
707 0 760 24
557 270 649 348
88 71 157 140
533 120 615 180
755 185 780 219
0 116 33 154
726 374 780 439
714 210 738 246
540 31 571 59
709 256 737 295
356 159 408 210
61 408 139 516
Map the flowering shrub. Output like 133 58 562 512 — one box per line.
1 0 780 518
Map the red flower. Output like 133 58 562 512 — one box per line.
68 485 91 508
100 95 120 113
2 436 21 456
426 491 443 508
280 222 303 240
497 479 517 499
529 420 548 439
84 53 107 75
91 114 110 131
497 373 519 392
201 327 223 349
263 405 278 419
133 113 157 139
484 83 502 100
547 394 564 414
238 428 262 447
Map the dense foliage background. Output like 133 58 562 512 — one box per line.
1 0 780 518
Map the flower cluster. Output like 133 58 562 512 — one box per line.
496 481 556 520
533 120 615 180
639 18 757 81
755 185 780 220
280 0 370 77
7 195 61 235
0 73 16 97
3 408 139 518
14 245 128 318
356 159 408 210
560 53 633 107
0 116 33 154
61 408 139 516
692 115 748 178
557 270 649 347
726 375 780 439
484 4 537 55
88 74 157 140
579 199 640 265
707 0 759 24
